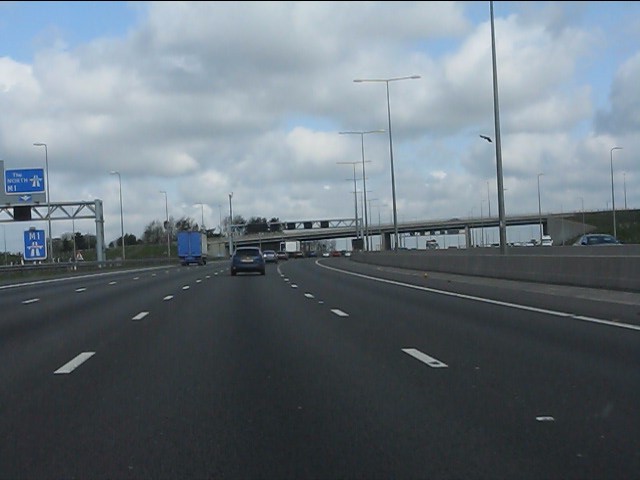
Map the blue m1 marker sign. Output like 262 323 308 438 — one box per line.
24 229 47 261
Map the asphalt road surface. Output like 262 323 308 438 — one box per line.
0 258 638 479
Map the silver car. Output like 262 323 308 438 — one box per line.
263 250 278 263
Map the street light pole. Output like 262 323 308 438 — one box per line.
368 197 379 248
537 173 544 243
160 190 170 258
480 199 485 247
578 196 585 235
610 146 622 238
228 192 234 255
2 225 6 265
354 75 420 251
339 130 384 251
194 203 205 231
489 1 507 254
33 143 52 261
337 161 360 243
623 172 627 210
110 171 125 260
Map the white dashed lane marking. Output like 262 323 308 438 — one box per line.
331 309 349 317
536 416 555 422
54 352 95 375
22 298 40 305
132 312 149 321
402 348 448 368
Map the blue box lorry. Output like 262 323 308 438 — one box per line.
177 231 208 266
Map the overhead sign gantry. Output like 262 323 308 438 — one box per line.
0 160 107 262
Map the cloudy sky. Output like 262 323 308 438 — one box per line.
1 1 639 252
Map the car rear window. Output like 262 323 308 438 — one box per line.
235 248 261 256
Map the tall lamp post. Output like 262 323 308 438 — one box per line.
486 181 491 217
578 196 585 235
160 190 170 258
610 146 622 238
337 161 361 243
194 202 205 231
110 171 125 260
488 0 507 254
228 192 234 255
2 225 6 265
367 197 379 248
339 130 384 251
354 75 420 251
537 173 544 243
33 142 52 261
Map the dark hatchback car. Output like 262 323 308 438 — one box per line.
573 234 622 246
231 246 266 275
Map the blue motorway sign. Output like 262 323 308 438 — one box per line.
24 229 47 261
5 168 45 195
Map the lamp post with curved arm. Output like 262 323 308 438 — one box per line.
610 146 622 238
354 75 420 251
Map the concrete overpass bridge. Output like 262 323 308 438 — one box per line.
210 210 611 255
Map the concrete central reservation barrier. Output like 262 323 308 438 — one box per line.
351 245 640 292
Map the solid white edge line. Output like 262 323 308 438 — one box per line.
54 352 95 374
402 348 448 368
0 265 176 291
315 261 640 332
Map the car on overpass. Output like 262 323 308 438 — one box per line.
573 233 621 246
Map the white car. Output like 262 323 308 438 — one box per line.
541 235 553 246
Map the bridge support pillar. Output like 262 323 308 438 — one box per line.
381 231 392 251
